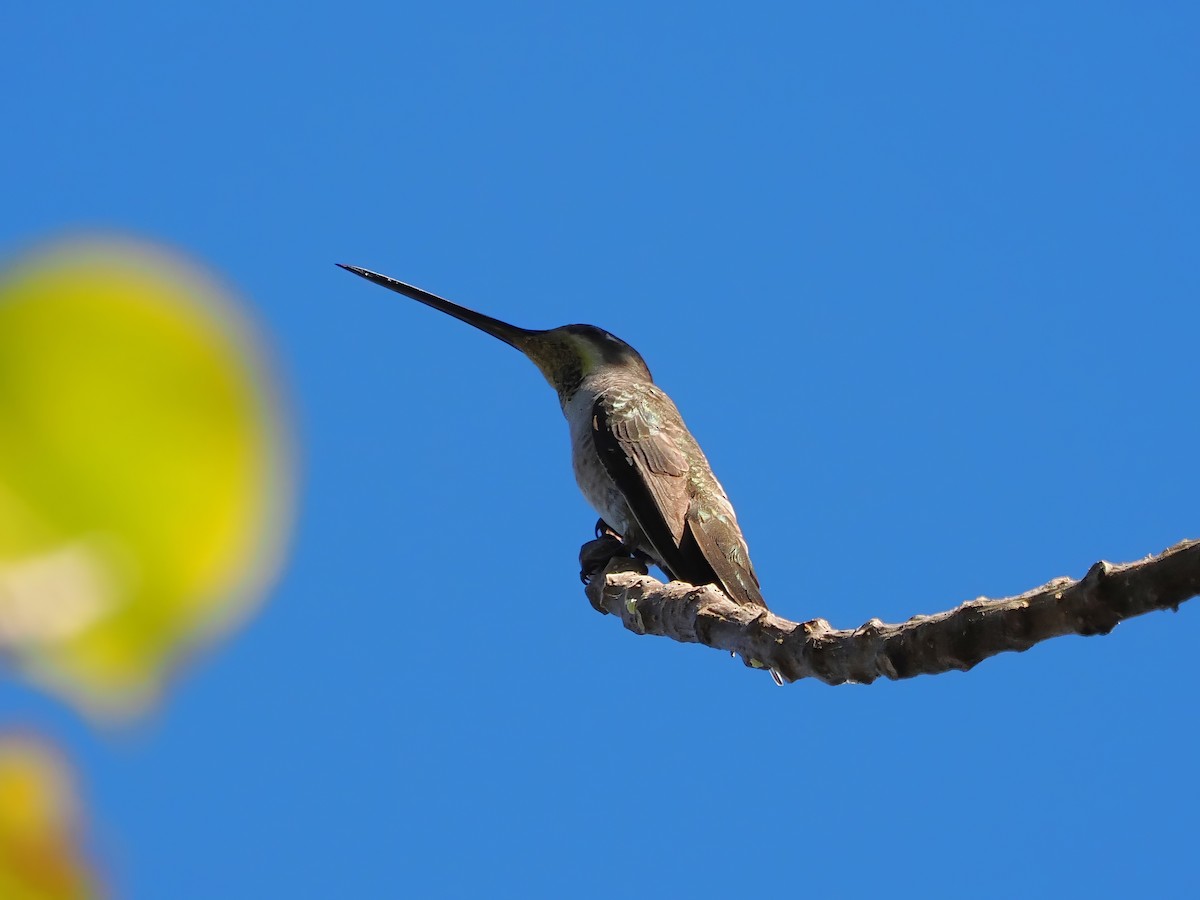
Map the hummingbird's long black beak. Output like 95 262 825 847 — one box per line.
337 264 535 349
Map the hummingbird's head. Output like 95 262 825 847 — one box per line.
337 265 652 403
519 325 652 402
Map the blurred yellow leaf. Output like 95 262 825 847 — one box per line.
0 736 100 900
0 237 293 718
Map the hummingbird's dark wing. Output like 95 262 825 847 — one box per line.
590 395 766 610
590 396 691 558
681 503 766 610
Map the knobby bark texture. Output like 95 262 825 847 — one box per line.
581 538 1200 685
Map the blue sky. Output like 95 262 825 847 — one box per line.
3 2 1199 897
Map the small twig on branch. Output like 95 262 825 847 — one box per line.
581 538 1200 684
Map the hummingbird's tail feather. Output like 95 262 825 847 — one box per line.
682 508 768 610
682 513 780 683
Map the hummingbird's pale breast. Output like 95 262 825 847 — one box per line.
564 375 639 538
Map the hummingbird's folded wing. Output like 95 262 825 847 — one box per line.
591 394 767 611
590 395 693 576
682 504 766 610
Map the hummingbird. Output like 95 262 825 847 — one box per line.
337 264 768 613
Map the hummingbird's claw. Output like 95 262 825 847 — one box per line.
579 534 627 585
594 518 622 540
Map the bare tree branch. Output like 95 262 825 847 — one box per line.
581 538 1200 684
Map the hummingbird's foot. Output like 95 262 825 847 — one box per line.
579 534 651 584
591 520 652 566
579 535 627 584
594 518 621 540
